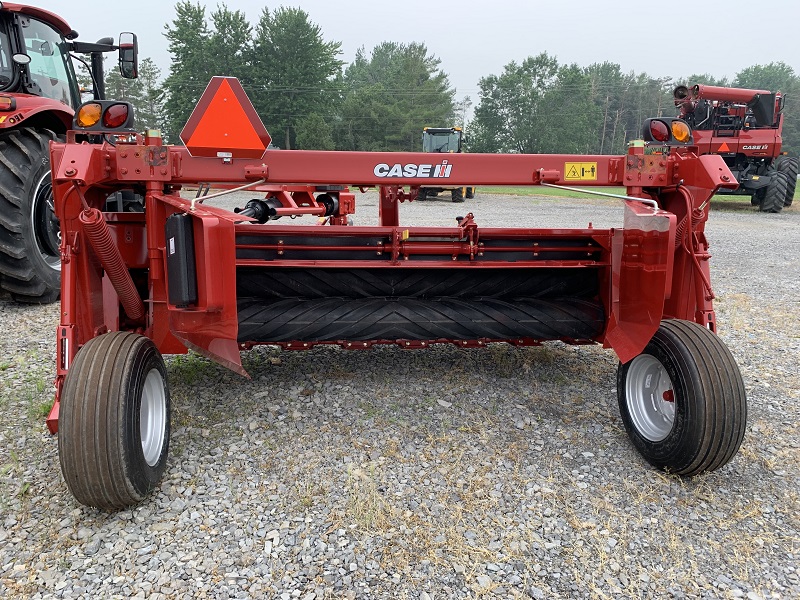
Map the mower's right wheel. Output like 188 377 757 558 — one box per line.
617 320 746 476
759 170 788 213
59 332 171 510
0 127 62 303
465 187 475 199
451 187 464 203
775 156 798 206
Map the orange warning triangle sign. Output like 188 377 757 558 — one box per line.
180 77 271 159
717 142 731 152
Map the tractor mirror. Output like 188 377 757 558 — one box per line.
118 32 138 79
12 53 31 65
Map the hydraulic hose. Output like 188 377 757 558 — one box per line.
79 207 145 320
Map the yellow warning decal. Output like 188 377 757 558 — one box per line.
564 162 597 181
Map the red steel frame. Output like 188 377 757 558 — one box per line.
46 129 737 433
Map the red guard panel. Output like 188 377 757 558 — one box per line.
180 77 271 159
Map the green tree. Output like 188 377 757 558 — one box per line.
251 7 342 149
470 53 559 153
679 74 731 87
734 62 799 154
105 58 165 131
134 58 166 131
334 42 455 152
537 63 599 154
295 112 335 150
585 62 629 154
162 3 251 142
162 1 212 142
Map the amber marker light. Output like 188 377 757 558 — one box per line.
0 96 15 111
671 120 692 143
102 103 130 128
76 103 102 128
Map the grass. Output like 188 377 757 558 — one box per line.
346 462 389 530
481 185 627 198
480 182 800 206
0 348 54 423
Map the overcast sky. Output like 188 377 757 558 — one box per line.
36 0 800 100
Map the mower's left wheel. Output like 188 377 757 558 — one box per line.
617 320 746 476
465 187 475 199
59 332 170 510
451 187 464 202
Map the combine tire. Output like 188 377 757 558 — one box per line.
59 332 171 510
759 170 788 213
775 156 798 206
451 187 464 203
617 320 746 476
0 128 61 303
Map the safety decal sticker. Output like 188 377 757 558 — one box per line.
564 162 597 181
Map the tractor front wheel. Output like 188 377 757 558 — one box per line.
0 128 62 303
617 320 746 476
59 332 171 510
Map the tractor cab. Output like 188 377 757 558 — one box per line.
0 4 138 111
422 126 463 153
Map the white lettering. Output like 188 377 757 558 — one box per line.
372 162 452 179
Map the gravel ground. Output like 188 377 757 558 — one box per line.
0 191 798 599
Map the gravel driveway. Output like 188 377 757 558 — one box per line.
0 191 798 599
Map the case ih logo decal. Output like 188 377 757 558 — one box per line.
742 145 768 150
374 160 453 178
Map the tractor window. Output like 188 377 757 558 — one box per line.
19 17 77 107
423 132 461 153
0 29 12 89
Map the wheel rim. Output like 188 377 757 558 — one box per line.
30 170 61 271
140 368 167 467
625 354 676 442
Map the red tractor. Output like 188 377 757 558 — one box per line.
48 77 747 509
0 3 137 302
674 83 796 212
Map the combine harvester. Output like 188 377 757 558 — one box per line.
48 77 747 509
674 82 795 212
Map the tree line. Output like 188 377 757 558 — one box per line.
104 1 800 156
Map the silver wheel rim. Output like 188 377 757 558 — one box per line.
625 354 676 442
140 368 167 467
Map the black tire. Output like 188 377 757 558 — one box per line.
775 156 798 206
759 170 787 213
59 332 171 510
417 188 427 201
465 187 475 199
451 187 464 203
0 127 61 303
617 320 746 476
